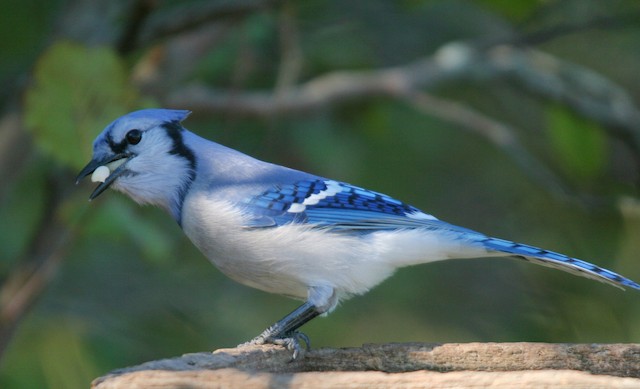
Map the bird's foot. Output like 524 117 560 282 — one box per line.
239 326 311 359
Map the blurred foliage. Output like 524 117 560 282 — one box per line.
0 160 47 268
25 41 140 169
1 1 640 388
546 103 608 183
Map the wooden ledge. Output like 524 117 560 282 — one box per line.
92 342 640 388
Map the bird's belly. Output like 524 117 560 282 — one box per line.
180 196 396 300
182 220 309 299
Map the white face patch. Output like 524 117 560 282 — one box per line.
91 166 110 183
287 180 343 214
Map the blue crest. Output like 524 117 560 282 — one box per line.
122 109 191 123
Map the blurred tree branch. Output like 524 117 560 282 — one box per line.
116 0 157 54
126 0 280 52
164 52 442 116
488 45 640 158
513 6 640 47
0 169 82 360
403 91 571 201
0 110 31 201
274 2 303 94
165 41 640 146
164 41 640 200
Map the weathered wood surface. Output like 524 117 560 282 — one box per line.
92 342 640 388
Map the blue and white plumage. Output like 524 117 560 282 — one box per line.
77 109 640 356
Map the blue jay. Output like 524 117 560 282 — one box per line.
77 109 639 357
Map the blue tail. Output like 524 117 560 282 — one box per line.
479 237 640 290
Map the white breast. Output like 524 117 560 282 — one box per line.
181 191 404 300
180 189 488 303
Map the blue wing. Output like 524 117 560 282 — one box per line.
243 179 475 233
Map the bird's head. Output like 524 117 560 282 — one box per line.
77 109 197 219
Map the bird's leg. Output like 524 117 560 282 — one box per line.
241 301 320 359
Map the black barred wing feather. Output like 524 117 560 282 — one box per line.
480 237 640 290
244 179 473 232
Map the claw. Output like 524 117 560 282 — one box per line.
294 331 311 350
239 328 311 359
270 336 303 359
273 331 310 359
239 300 321 359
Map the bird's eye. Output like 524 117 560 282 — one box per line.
126 129 142 145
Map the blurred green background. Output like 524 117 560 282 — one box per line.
2 0 640 387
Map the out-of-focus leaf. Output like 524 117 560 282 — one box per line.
37 319 99 389
304 21 373 73
0 158 47 268
0 0 60 82
476 0 539 21
618 196 640 277
25 41 138 170
546 104 608 181
289 116 365 179
359 100 394 140
83 196 177 263
193 13 278 88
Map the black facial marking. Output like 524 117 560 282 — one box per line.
107 132 128 155
162 121 197 224
163 121 196 171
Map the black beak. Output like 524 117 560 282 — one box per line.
76 154 129 200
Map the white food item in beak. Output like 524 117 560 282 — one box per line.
91 165 111 183
106 158 127 171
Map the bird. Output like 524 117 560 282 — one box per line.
77 108 639 358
